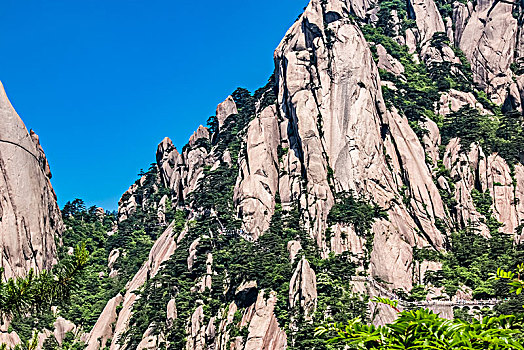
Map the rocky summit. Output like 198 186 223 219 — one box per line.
1 0 524 348
0 82 61 280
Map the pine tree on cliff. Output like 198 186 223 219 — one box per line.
0 244 88 319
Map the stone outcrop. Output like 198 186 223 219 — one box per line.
187 290 287 350
289 257 317 320
438 89 489 116
53 317 76 345
0 331 21 349
444 140 491 237
83 294 124 350
234 105 280 239
287 240 302 263
515 164 524 243
443 138 524 240
376 44 405 76
88 221 186 350
155 130 212 206
453 0 520 107
408 0 445 48
185 304 208 350
216 96 238 129
0 81 62 278
136 326 162 350
243 291 287 350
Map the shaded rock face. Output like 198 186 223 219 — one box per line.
243 291 287 350
155 129 212 208
83 295 123 350
444 139 524 239
289 257 317 320
0 82 62 278
408 0 446 47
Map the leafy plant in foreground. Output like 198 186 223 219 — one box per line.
316 298 524 349
494 264 524 303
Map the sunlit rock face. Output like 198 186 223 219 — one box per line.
273 0 447 289
0 81 62 279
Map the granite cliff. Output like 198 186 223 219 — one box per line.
0 82 63 346
84 0 524 346
2 0 524 348
0 82 61 279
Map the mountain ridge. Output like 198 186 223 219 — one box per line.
2 0 524 348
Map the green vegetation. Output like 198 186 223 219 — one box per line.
290 252 369 350
0 244 88 320
359 0 524 168
421 224 522 300
7 199 114 342
363 24 439 138
495 263 524 299
408 187 524 314
119 85 371 349
327 192 388 237
316 304 524 349
328 191 387 268
58 170 170 334
441 106 524 165
8 160 173 345
108 165 174 283
5 2 524 345
316 262 524 349
121 87 277 347
428 33 474 92
5 244 88 343
56 199 119 329
374 0 414 37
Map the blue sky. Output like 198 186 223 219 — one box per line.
0 0 308 210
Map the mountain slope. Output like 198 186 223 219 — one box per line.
4 0 524 348
78 0 524 348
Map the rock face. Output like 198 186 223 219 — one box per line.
274 0 446 288
453 0 519 107
0 81 62 278
216 96 238 129
243 291 287 350
53 317 76 345
234 105 280 239
289 257 317 320
83 294 123 350
156 130 212 207
107 223 186 350
84 0 524 348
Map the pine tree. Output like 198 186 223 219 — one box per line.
0 244 89 320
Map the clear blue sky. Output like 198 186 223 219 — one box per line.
0 0 308 210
